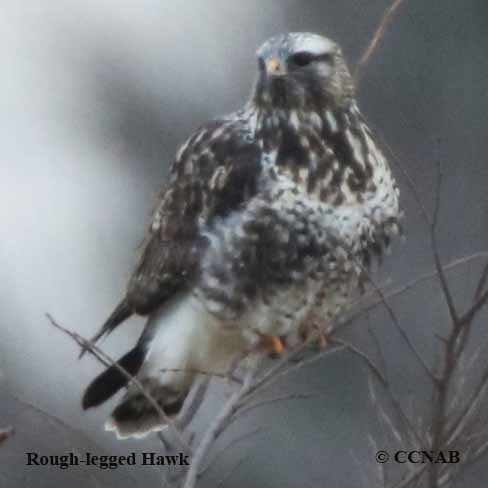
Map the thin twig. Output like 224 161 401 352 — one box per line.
243 343 344 407
159 368 242 384
459 288 488 327
330 337 387 385
368 434 386 487
445 363 488 446
335 252 488 336
198 426 264 479
46 313 190 454
10 394 138 486
368 329 424 447
474 262 488 301
426 165 465 487
177 378 210 432
10 393 110 453
360 267 437 383
215 453 252 488
182 370 255 488
430 162 459 326
232 393 314 424
391 465 427 488
355 0 406 80
368 376 403 445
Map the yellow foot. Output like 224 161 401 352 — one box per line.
258 334 284 357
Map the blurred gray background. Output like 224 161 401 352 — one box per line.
0 1 487 487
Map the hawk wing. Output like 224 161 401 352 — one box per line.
83 116 262 350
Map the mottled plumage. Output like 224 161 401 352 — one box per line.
82 32 401 438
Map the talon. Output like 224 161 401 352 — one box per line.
317 331 328 350
299 321 317 344
299 319 329 350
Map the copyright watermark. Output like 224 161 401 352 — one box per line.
375 450 460 464
376 451 390 463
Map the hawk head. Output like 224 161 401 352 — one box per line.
253 32 354 110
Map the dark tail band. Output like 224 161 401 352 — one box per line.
82 344 145 410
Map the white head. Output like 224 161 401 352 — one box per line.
253 32 354 110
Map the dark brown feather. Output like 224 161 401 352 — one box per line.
124 117 261 316
83 117 261 352
79 298 132 358
82 344 146 410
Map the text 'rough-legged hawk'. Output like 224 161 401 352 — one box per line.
81 32 402 439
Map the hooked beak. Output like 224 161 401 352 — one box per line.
265 57 287 76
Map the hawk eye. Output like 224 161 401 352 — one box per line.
289 51 334 69
289 52 316 68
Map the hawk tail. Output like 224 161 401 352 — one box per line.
84 293 245 439
102 295 201 439
79 298 132 359
105 382 189 439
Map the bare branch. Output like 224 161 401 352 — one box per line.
330 337 387 386
355 0 407 80
177 379 210 432
445 364 488 446
46 313 190 454
441 436 488 487
368 329 424 447
9 394 139 486
198 426 264 480
459 288 488 327
430 162 459 326
242 342 310 403
232 392 314 424
215 453 252 488
360 267 437 383
474 261 488 301
391 465 427 488
368 434 387 487
182 370 255 488
159 367 241 384
423 165 483 487
10 393 110 452
379 127 431 226
243 343 344 407
334 252 488 337
351 447 380 488
368 376 403 445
